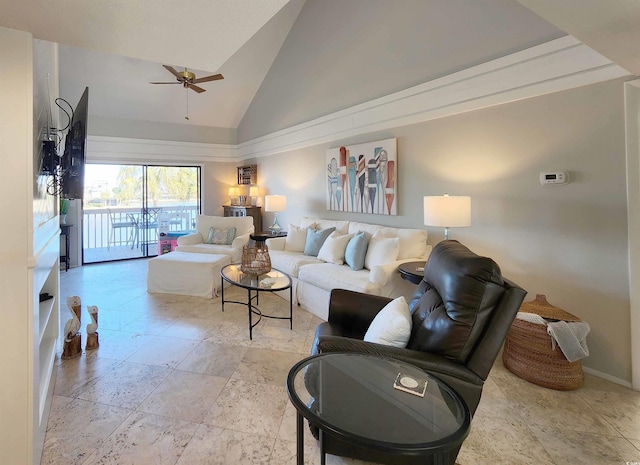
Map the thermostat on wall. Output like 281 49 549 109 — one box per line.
540 171 569 186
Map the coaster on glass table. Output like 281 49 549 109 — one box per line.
393 372 428 397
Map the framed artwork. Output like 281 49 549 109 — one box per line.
326 138 397 215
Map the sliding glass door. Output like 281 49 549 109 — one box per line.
82 164 201 264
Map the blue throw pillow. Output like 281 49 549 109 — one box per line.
304 227 336 256
345 231 369 270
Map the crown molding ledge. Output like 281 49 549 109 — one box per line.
237 35 630 159
87 136 235 164
87 36 630 164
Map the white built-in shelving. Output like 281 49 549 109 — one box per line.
0 30 61 465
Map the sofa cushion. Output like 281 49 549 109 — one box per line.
349 221 428 260
301 217 349 235
394 228 428 260
317 232 353 265
364 231 399 269
207 227 236 245
304 227 336 256
285 224 311 252
268 250 323 278
195 215 254 240
298 262 381 294
176 243 236 256
363 296 412 348
344 231 369 271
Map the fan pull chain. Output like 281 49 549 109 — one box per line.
185 88 190 120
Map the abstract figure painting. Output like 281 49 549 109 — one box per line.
326 138 397 215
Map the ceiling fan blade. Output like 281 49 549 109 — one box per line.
150 81 181 84
191 73 224 84
163 65 183 79
188 84 206 93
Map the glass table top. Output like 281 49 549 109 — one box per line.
220 264 291 291
287 353 470 452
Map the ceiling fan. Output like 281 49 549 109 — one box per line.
150 65 224 93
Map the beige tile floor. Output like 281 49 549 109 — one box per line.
45 259 640 465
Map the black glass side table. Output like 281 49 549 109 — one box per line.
286 352 470 465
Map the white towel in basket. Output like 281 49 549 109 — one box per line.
546 320 590 362
515 312 590 362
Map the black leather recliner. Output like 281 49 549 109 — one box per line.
309 240 527 462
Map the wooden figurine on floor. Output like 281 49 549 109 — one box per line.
85 305 99 350
62 296 82 359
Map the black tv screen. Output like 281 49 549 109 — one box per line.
61 87 88 200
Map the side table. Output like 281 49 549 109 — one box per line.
287 353 470 465
398 261 426 284
250 231 288 242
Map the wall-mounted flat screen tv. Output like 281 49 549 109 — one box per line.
61 87 88 200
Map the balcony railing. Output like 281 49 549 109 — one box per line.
83 206 199 251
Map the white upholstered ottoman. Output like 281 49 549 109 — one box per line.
147 252 231 299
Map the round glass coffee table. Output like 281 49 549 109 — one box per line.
286 353 471 465
220 264 293 340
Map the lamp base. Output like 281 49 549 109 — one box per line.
268 223 283 235
269 212 283 235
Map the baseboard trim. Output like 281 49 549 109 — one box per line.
582 366 633 389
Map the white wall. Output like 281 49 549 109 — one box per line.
256 77 631 382
201 161 237 216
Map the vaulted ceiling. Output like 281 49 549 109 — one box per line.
0 0 636 137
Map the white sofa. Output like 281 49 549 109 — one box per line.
266 217 431 320
176 215 254 262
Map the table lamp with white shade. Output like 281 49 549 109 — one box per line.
249 186 260 206
423 194 471 240
265 195 287 234
228 187 240 206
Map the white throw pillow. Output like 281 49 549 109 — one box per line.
285 224 310 252
363 296 412 348
317 232 353 265
364 231 400 270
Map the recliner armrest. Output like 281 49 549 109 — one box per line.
327 289 392 338
177 232 203 246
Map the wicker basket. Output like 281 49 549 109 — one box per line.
240 244 272 276
502 294 584 391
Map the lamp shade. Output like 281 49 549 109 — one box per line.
423 195 471 227
249 186 259 197
228 187 239 196
265 195 287 212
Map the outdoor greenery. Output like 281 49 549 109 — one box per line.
85 165 199 208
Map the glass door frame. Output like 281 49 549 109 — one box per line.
81 163 202 265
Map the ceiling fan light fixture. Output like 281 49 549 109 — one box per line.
181 70 196 82
150 65 224 93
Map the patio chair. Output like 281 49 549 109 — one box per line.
107 208 136 249
137 207 161 249
168 205 187 230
